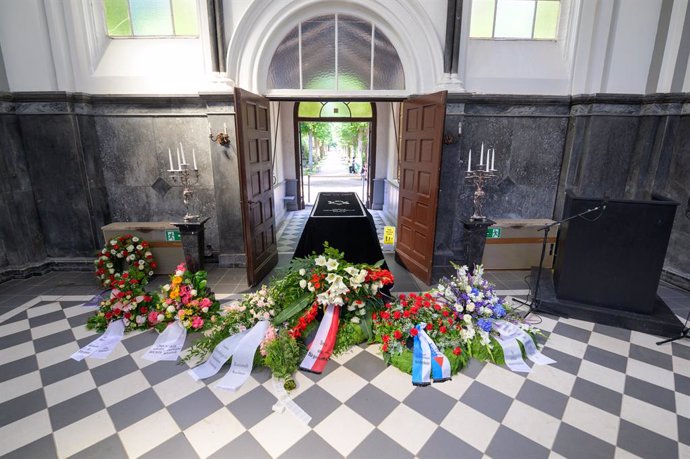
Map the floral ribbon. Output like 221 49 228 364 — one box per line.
71 319 125 361
271 378 312 425
216 320 270 391
188 329 250 381
412 323 451 386
492 320 555 372
299 304 340 374
82 289 111 308
143 321 187 361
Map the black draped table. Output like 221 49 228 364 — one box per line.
293 192 386 267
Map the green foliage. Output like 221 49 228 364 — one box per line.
333 321 366 356
272 294 312 325
263 330 304 384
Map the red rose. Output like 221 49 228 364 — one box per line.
403 310 410 318
144 296 152 302
151 262 158 269
382 334 390 343
453 347 462 356
380 311 390 320
105 312 113 320
410 328 418 336
124 312 132 320
439 325 447 334
382 343 389 352
442 310 449 317
113 308 122 316
393 330 403 340
393 311 401 320
426 323 433 330
372 312 378 321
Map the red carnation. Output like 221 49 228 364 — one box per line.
113 308 122 316
124 312 132 320
410 328 418 336
393 311 401 320
382 334 390 343
453 347 462 356
439 325 447 334
140 307 148 314
393 330 403 340
105 312 113 320
426 323 433 330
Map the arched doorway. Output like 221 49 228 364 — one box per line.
294 101 376 209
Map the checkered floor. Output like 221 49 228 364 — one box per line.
276 208 393 254
1 273 689 458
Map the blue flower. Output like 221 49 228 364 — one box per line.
477 318 493 332
493 304 506 318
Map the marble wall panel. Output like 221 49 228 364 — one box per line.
18 114 96 257
0 113 45 265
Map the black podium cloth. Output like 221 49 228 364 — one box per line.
293 192 386 266
554 191 678 314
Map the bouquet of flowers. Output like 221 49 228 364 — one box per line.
86 272 158 332
148 263 220 332
433 263 539 362
185 245 394 389
94 234 157 287
372 292 468 375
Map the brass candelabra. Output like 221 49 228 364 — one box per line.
465 168 498 221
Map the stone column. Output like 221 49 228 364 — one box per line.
173 217 210 273
462 219 495 271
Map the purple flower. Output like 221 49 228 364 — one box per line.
493 304 506 318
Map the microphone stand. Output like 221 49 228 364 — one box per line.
515 201 607 319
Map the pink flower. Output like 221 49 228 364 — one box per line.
176 263 186 272
148 311 159 324
192 316 204 329
200 297 212 308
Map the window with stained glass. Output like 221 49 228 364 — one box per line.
470 0 560 40
268 14 404 91
104 0 199 37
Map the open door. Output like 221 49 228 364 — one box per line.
395 91 447 285
234 87 279 286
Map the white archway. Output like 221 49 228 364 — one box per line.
226 0 444 96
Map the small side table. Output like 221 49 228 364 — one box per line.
173 217 210 273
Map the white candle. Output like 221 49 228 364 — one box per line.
224 123 228 135
467 149 472 172
208 124 212 135
176 147 182 170
491 149 495 170
486 156 490 172
179 142 186 165
480 142 484 165
168 147 173 170
192 148 198 170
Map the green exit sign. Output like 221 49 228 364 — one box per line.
165 230 181 242
486 227 501 238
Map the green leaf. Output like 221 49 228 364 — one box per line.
360 315 373 341
374 259 384 268
272 294 312 325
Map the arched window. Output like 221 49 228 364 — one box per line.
268 14 404 91
297 101 373 118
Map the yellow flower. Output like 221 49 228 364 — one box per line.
172 276 182 285
170 290 179 299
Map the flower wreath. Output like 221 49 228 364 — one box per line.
86 272 159 332
94 234 157 287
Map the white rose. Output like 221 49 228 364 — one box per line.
136 244 143 250
145 251 152 257
175 270 184 276
357 308 366 315
299 279 307 289
464 314 472 324
299 268 306 276
167 305 175 313
163 284 170 291
465 285 472 293
466 302 475 312
190 289 197 296
116 252 123 258
347 304 356 311
127 245 134 252
157 313 164 322
108 269 114 274
350 316 361 324
110 240 117 245
138 265 144 270
148 271 154 276
132 236 139 242
202 307 209 313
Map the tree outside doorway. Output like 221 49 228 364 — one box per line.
299 121 370 205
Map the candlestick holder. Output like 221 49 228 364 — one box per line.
169 164 201 222
209 127 231 147
465 168 498 221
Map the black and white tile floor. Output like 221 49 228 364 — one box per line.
1 229 690 457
